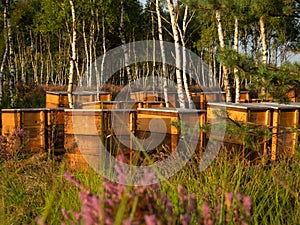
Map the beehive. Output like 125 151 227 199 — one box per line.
46 91 69 108
64 109 108 153
260 103 300 161
190 93 206 109
141 101 165 108
285 87 300 102
46 108 65 153
136 108 206 153
206 103 272 160
81 101 140 110
239 91 250 103
1 109 46 153
203 91 226 103
81 101 120 109
73 91 98 107
64 109 136 167
130 91 146 101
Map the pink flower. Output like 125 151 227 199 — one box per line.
144 214 156 225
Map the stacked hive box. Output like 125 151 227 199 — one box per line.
207 103 272 161
46 91 69 108
64 109 109 170
260 102 300 160
190 91 226 109
136 108 206 155
1 109 46 153
46 91 112 109
64 109 136 170
1 108 66 154
46 108 65 154
81 101 141 109
239 91 250 103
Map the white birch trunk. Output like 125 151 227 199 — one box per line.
151 10 156 91
234 15 240 103
216 9 231 103
6 0 16 107
156 0 169 107
82 19 89 87
119 0 132 84
259 15 267 97
100 9 106 90
167 0 185 108
68 0 76 108
89 19 94 87
178 5 193 108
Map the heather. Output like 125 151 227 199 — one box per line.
0 148 299 225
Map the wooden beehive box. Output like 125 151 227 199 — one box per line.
97 91 112 101
203 91 226 103
73 91 98 107
239 91 250 103
284 87 300 102
190 92 206 109
1 109 46 153
64 109 109 154
46 108 65 153
206 103 272 161
136 108 205 153
46 91 69 108
81 101 121 109
260 103 300 161
130 91 146 101
119 101 141 109
64 109 136 167
207 103 272 125
141 101 165 108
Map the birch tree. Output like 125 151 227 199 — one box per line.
0 1 8 107
119 0 132 85
177 5 194 108
155 0 169 107
215 9 231 102
167 0 185 108
6 0 16 107
67 0 76 108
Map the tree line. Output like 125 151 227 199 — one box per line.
0 0 299 108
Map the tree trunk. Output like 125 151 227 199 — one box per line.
89 17 95 87
0 45 7 108
259 15 267 97
178 5 193 108
216 9 231 103
68 0 76 108
82 19 89 87
6 0 16 108
119 0 131 85
99 9 106 92
167 0 185 108
234 15 240 103
156 0 169 107
151 10 156 91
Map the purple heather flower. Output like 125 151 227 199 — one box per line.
243 196 252 217
202 202 213 225
122 218 132 225
144 214 156 225
180 214 191 225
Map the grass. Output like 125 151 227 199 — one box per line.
0 147 299 224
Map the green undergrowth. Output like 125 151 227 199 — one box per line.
0 148 299 224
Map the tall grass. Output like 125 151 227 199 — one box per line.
0 147 299 225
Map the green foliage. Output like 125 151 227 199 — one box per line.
218 47 300 102
1 149 299 224
1 82 46 108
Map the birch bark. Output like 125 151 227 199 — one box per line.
167 0 185 108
